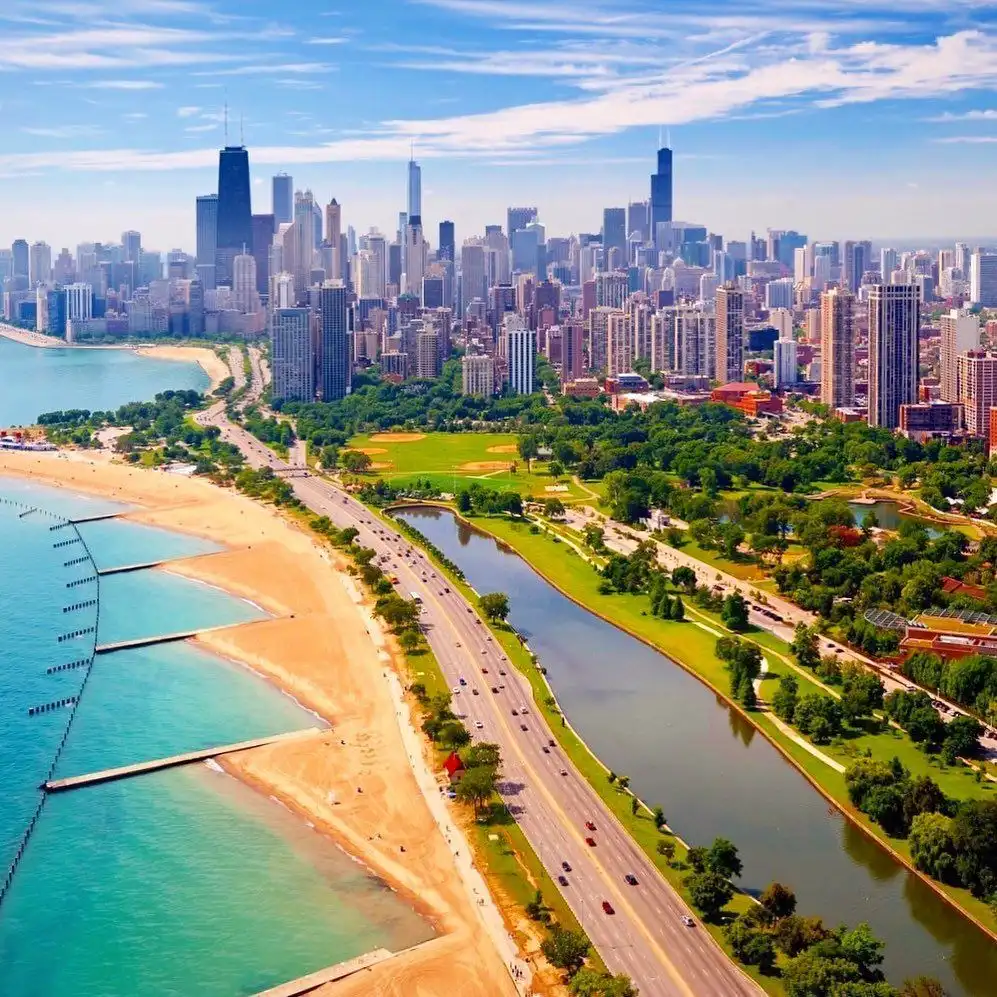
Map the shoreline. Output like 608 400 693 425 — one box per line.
396 501 997 954
0 454 517 997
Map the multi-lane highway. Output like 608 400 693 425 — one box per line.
200 399 760 997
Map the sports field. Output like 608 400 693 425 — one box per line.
345 431 588 500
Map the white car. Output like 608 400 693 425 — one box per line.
475 721 484 729
681 915 695 927
452 687 461 695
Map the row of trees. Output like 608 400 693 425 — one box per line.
456 483 524 517
900 650 997 729
883 690 983 761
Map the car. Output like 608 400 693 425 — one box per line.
466 607 473 613
834 647 843 654
542 746 550 754
681 915 695 927
474 721 484 730
602 901 615 915
521 706 529 714
476 619 482 625
499 670 506 676
520 723 528 731
459 677 467 686
472 689 479 696
585 821 596 832
452 687 461 695
444 587 450 593
491 687 499 694
481 648 487 655
456 642 462 648
486 635 492 641
511 709 518 716
624 874 638 886
557 874 569 887
560 769 568 776
585 837 596 847
482 668 489 674
548 739 556 747
561 861 572 872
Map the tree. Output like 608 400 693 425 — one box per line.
899 978 949 997
721 592 750 631
794 692 842 743
464 742 502 771
454 765 497 817
773 673 799 723
518 435 540 472
725 917 777 972
707 837 743 878
440 721 471 751
942 715 982 761
773 914 831 957
685 871 734 920
839 921 886 978
687 846 708 872
456 489 473 513
479 591 511 622
652 806 666 830
791 623 822 670
569 969 638 996
670 595 686 621
949 799 997 897
672 566 697 591
341 449 373 473
782 951 863 996
657 839 676 860
759 881 798 921
398 629 422 653
718 522 746 559
541 926 590 975
544 498 566 519
374 594 421 632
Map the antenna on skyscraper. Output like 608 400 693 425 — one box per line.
658 126 663 150
240 113 244 146
223 99 229 144
667 128 672 149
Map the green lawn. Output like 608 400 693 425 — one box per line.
345 431 588 501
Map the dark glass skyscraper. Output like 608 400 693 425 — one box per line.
439 220 455 262
251 213 275 297
215 145 252 284
319 282 351 401
649 146 673 250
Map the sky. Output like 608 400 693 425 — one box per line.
2 0 997 252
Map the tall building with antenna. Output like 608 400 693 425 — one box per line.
407 155 422 226
650 135 673 252
214 106 252 286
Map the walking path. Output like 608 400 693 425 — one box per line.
338 571 532 995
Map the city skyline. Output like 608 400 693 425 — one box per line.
2 0 997 247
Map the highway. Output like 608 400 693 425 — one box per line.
200 399 760 997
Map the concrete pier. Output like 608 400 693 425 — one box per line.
97 560 166 576
44 728 323 792
94 622 241 654
251 948 395 997
69 512 122 525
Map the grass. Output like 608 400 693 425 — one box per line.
346 430 589 501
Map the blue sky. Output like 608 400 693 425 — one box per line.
2 0 997 251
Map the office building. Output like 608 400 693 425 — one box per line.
293 190 317 302
404 222 426 298
415 329 441 378
939 309 981 403
602 208 627 263
11 239 29 286
773 337 798 389
970 253 997 307
272 173 293 226
460 240 487 314
868 284 920 429
439 220 455 263
505 318 536 395
843 240 872 293
716 285 745 383
215 144 253 285
881 247 899 280
650 145 673 249
765 277 794 310
407 158 422 224
507 207 538 237
195 194 218 272
250 213 274 297
462 353 495 397
271 307 314 403
627 200 649 242
121 230 141 264
318 281 351 401
324 198 342 280
29 242 51 287
232 253 259 315
820 288 855 409
958 352 997 438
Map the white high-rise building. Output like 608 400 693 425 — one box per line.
364 230 387 298
505 316 536 395
233 253 259 314
793 246 809 284
958 351 997 438
407 158 422 221
29 242 52 287
606 311 634 377
868 284 920 429
271 307 314 403
970 252 997 307
292 190 317 303
880 248 899 281
462 354 495 397
773 337 798 389
699 273 718 302
271 271 295 309
769 308 793 340
670 305 716 379
939 308 981 403
765 277 794 310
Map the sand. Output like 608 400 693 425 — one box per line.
460 461 514 472
358 447 388 455
0 451 517 997
370 462 394 470
369 433 426 443
135 345 229 392
486 445 518 455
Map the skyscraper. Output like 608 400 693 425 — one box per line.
272 173 293 226
11 240 29 284
627 200 649 242
650 145 673 249
292 190 317 303
271 307 314 403
868 284 920 429
215 144 253 285
250 213 275 297
318 282 351 401
939 308 980 402
505 317 536 395
843 240 872 293
407 158 422 225
970 253 997 307
29 242 51 287
460 241 487 315
602 208 627 265
820 288 855 410
121 231 141 264
195 194 218 270
957 351 997 438
438 220 455 263
715 285 745 383
325 198 342 280
507 207 538 237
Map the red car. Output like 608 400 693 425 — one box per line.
585 836 596 847
585 821 596 832
602 901 615 915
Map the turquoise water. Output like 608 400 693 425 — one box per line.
0 336 209 426
0 480 433 995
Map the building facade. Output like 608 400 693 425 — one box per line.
462 353 495 397
958 351 997 438
939 308 981 403
868 284 920 429
715 285 745 384
271 307 313 403
820 288 855 410
318 282 351 401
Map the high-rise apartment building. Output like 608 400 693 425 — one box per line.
29 242 51 287
587 307 618 374
195 194 218 271
505 318 536 395
215 144 253 285
765 278 794 310
868 284 920 429
650 146 673 249
669 306 715 379
318 281 351 401
606 311 634 377
773 337 798 389
271 307 314 403
462 354 495 397
415 329 441 378
716 285 745 383
820 288 854 410
970 253 997 307
957 351 997 438
843 240 872 293
272 173 293 226
939 308 980 402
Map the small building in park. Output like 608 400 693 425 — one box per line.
443 751 466 784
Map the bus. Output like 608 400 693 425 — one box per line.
411 592 423 605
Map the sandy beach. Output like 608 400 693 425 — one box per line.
0 450 518 997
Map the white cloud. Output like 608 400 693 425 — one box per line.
307 36 347 45
926 109 997 121
193 62 334 76
21 123 104 138
80 79 163 89
932 135 997 143
184 122 218 132
176 105 201 117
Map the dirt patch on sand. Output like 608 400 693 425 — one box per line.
358 447 388 455
370 433 427 443
486 445 518 454
461 461 514 472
